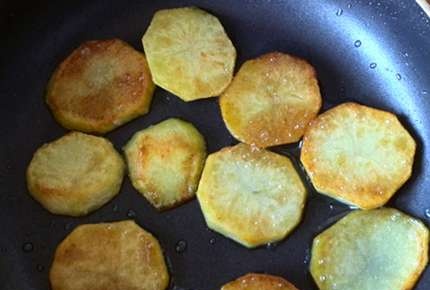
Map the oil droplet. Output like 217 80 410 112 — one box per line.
266 242 277 251
425 208 430 218
390 214 399 221
354 40 362 48
329 203 334 210
347 3 352 8
369 63 377 69
175 240 187 253
209 238 216 245
112 204 119 212
396 73 402 80
303 250 311 264
36 264 44 272
336 8 343 16
319 275 326 282
127 209 136 218
423 90 428 95
22 242 34 252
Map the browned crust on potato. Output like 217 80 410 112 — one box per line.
46 39 154 134
50 220 169 290
220 52 321 147
124 118 206 210
300 102 416 209
221 273 299 290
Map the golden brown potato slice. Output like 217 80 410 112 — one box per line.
197 143 306 248
124 118 206 210
221 273 299 290
50 220 169 290
310 208 429 290
300 102 416 209
26 132 124 216
220 52 321 147
142 7 236 101
46 39 155 134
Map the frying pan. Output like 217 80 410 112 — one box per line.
1 0 429 289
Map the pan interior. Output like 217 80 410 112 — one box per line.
0 0 429 290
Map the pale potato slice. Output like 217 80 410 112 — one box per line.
197 143 306 248
124 118 206 210
310 208 429 290
221 273 299 290
50 220 169 290
220 52 321 147
26 132 124 216
142 7 236 101
47 39 155 134
300 102 416 209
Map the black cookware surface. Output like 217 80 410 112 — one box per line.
1 0 429 289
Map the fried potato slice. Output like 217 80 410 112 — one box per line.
26 132 124 216
50 220 169 290
124 118 206 210
197 143 306 248
310 208 429 290
46 39 155 134
300 102 416 209
220 52 321 147
142 7 236 101
221 273 299 290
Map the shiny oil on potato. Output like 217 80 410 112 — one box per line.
221 273 299 290
197 143 306 248
142 7 236 101
310 208 429 290
220 52 321 148
124 118 206 210
46 39 155 134
50 220 169 290
26 132 124 216
301 102 416 209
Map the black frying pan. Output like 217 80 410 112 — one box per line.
1 0 430 289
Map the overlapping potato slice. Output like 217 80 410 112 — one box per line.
221 273 299 290
220 52 321 147
197 143 306 248
46 39 155 134
26 132 124 216
124 118 206 210
310 208 429 290
50 220 169 290
142 7 236 101
300 102 416 209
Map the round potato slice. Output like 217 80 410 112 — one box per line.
221 273 299 290
26 132 124 216
50 220 169 290
124 118 206 210
142 7 236 101
47 39 155 134
310 208 429 290
197 143 306 248
220 52 321 147
300 102 416 209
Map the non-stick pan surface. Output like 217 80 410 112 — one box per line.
1 0 430 289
